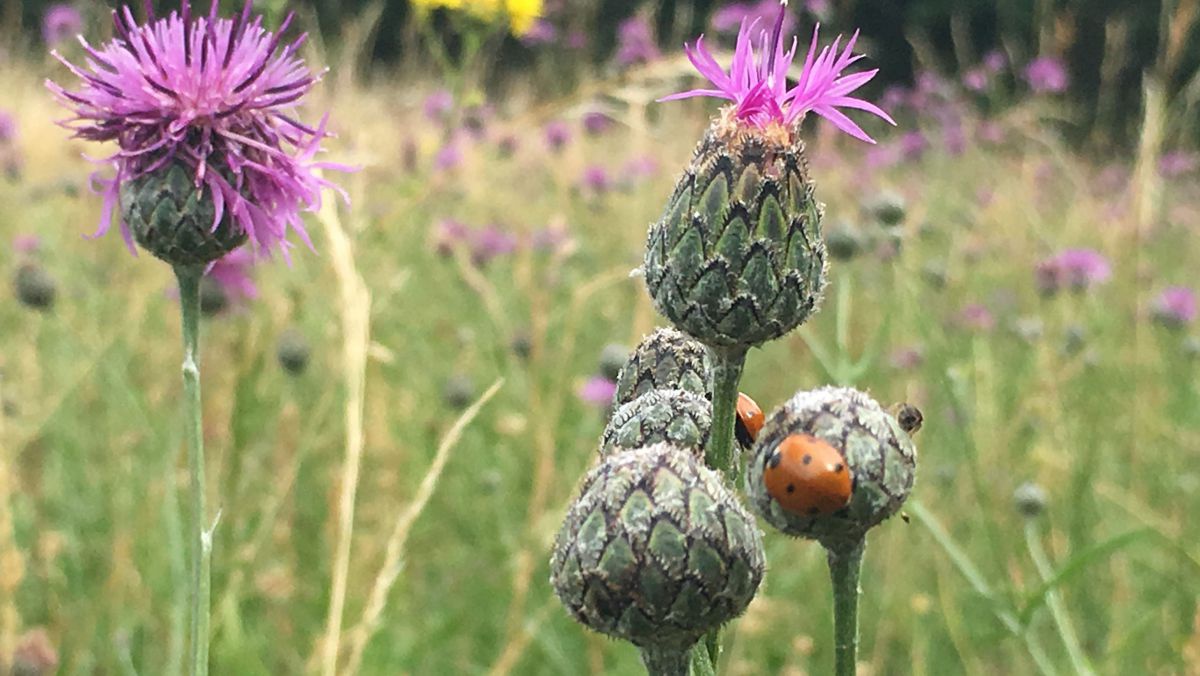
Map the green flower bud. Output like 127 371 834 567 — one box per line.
599 343 630 382
551 443 765 655
442 373 475 409
276 328 311 376
746 387 918 552
121 163 247 266
601 389 711 456
13 264 56 311
613 328 711 408
1013 482 1047 518
643 123 827 349
824 221 863 262
865 191 906 227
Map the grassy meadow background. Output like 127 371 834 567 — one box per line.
3 3 1200 674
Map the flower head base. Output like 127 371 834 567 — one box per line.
661 2 894 142
47 0 346 262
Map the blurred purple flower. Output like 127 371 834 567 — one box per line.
962 68 989 92
1024 57 1069 93
578 376 617 406
1159 151 1199 178
0 111 16 144
900 131 928 159
472 224 519 265
423 89 454 121
580 165 612 193
432 218 470 256
566 30 588 50
958 303 995 332
943 124 966 155
520 19 558 45
889 345 924 370
582 111 613 136
711 0 796 35
1037 248 1112 295
864 143 901 170
205 248 258 304
42 4 83 47
622 154 660 180
804 0 831 15
434 139 464 172
1152 286 1197 326
13 234 41 254
615 15 660 67
544 120 571 151
976 121 1005 145
983 49 1007 74
881 85 909 112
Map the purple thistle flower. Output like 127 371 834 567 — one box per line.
1152 286 1197 327
577 376 617 406
205 247 258 304
582 111 613 136
962 67 988 92
661 3 894 141
1037 248 1112 295
983 49 1007 74
615 15 660 67
580 165 612 193
711 1 796 36
1024 56 1069 93
520 19 558 46
46 0 347 258
471 224 519 266
0 111 15 144
13 234 41 255
957 303 995 332
1159 150 1198 178
423 89 454 121
899 130 928 159
434 138 464 172
43 4 84 48
543 120 571 151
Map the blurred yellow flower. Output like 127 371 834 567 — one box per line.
412 0 542 35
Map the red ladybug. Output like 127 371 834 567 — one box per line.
763 434 852 516
734 392 764 449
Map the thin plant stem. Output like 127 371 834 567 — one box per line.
175 264 211 676
639 646 690 676
828 539 865 676
1023 520 1095 675
706 346 747 478
691 642 718 676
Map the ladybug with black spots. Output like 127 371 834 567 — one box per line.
734 392 765 450
763 433 853 516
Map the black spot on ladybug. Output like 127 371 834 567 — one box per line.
802 454 812 465
834 463 844 473
768 452 782 469
786 484 796 493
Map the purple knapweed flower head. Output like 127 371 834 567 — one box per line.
962 67 988 92
1152 286 1197 327
582 111 613 136
434 138 464 172
43 4 84 48
712 0 796 36
47 0 347 260
577 375 617 406
899 130 928 159
661 1 894 141
1159 150 1198 178
471 223 519 266
0 111 16 144
423 89 454 121
580 165 611 193
543 120 571 151
615 15 660 67
520 19 558 46
983 49 1007 74
1024 56 1069 93
1037 248 1111 295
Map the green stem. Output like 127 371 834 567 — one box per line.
639 646 691 676
1023 521 1094 675
176 265 212 676
706 346 747 479
691 642 718 676
828 539 865 676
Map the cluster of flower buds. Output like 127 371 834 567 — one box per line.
551 329 765 673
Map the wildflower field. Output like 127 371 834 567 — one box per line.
2 2 1200 675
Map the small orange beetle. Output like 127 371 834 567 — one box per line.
763 434 853 516
734 392 765 450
